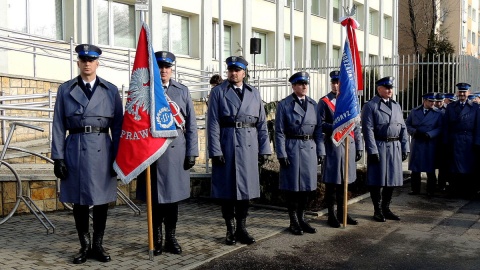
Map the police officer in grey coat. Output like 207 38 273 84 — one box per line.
319 71 363 228
275 72 324 235
52 44 123 264
433 93 449 191
361 76 409 222
406 92 443 197
207 56 271 245
136 51 198 255
442 83 480 198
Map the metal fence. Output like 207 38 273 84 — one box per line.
253 54 480 114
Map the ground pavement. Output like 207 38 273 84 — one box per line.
2 183 480 269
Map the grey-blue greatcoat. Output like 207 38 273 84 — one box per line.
275 94 324 191
406 106 443 172
52 76 123 205
442 100 480 174
318 92 363 184
361 96 409 187
207 80 272 200
434 106 446 169
136 79 198 204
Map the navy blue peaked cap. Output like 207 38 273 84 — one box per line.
330 70 340 81
155 51 176 67
376 76 394 88
455 82 471 91
289 72 310 84
75 44 102 60
434 93 445 101
226 56 248 70
422 92 436 101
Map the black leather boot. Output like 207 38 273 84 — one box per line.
235 218 255 244
297 210 316 233
336 185 358 225
225 218 236 245
337 210 359 225
73 232 91 264
91 232 111 262
164 226 182 254
327 206 341 228
153 225 163 256
164 203 182 254
370 187 385 222
288 211 303 235
382 187 400 220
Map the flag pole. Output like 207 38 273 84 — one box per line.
342 136 349 228
146 166 154 260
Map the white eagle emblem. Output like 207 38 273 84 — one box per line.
125 67 150 121
83 44 89 53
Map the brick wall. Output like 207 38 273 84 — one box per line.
0 74 60 143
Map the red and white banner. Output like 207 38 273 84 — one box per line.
114 22 178 184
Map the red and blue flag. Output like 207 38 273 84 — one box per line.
114 22 178 184
332 16 363 146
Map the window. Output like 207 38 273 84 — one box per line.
311 43 326 67
478 35 480 52
333 47 341 60
468 30 472 43
384 15 393 40
312 0 327 17
468 5 472 18
162 12 190 55
97 0 135 48
285 0 303 11
472 31 476 45
7 0 63 40
284 36 291 66
473 8 477 21
369 9 379 36
212 22 232 59
333 0 340 22
353 2 364 30
253 31 267 65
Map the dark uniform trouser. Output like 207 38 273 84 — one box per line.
221 199 250 220
410 171 437 194
325 183 345 210
284 191 311 212
73 203 108 235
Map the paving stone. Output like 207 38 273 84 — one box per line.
0 199 288 269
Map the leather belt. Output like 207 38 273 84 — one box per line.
220 122 256 128
376 136 399 142
69 126 109 134
286 134 314 140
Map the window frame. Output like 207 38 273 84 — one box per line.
252 31 267 66
212 21 232 60
7 0 64 40
162 11 191 56
97 0 137 49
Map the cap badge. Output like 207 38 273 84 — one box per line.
83 44 89 53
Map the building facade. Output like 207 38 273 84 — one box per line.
0 0 398 100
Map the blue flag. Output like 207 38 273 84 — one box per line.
331 31 360 146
